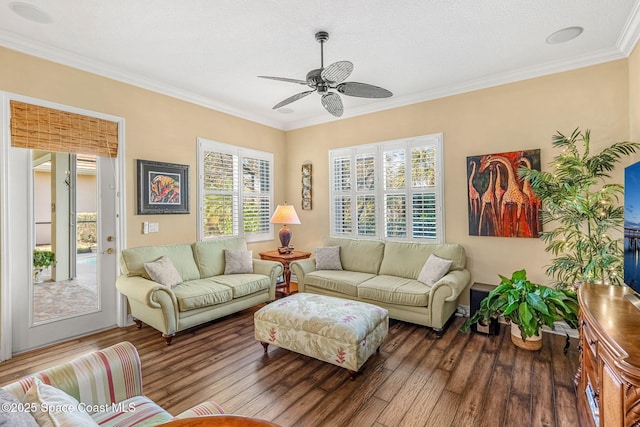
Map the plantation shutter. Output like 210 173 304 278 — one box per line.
329 134 444 242
242 156 271 239
198 138 273 242
10 101 118 157
331 155 352 235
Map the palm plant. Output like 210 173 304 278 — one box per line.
518 128 639 289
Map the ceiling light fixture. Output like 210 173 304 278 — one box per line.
8 2 53 24
546 26 583 44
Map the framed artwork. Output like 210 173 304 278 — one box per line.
137 159 189 214
301 162 312 210
466 149 541 238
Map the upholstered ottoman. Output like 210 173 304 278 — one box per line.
254 292 389 379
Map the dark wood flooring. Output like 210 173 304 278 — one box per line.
0 305 579 427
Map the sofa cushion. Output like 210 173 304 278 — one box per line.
23 377 98 427
315 246 343 270
212 274 271 298
417 254 453 285
323 237 385 274
90 395 173 426
224 249 253 274
0 388 38 426
193 238 248 278
305 270 376 297
378 241 465 279
172 279 233 311
121 243 201 281
358 275 432 307
144 256 183 287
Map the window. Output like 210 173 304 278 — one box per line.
198 138 273 242
329 133 444 242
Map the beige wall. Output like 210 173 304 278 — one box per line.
1 45 638 308
0 46 287 254
285 60 631 305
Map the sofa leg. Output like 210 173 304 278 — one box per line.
347 370 358 381
133 318 143 329
162 333 175 345
261 342 269 353
433 328 445 339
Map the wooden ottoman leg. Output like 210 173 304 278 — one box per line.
261 342 269 353
347 370 358 381
133 318 143 329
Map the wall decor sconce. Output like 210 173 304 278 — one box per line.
301 162 312 210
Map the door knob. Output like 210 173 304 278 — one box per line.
107 236 114 242
105 248 115 254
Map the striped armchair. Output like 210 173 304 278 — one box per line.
2 341 223 426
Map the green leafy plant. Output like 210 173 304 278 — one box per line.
518 128 639 289
460 269 579 341
33 249 56 269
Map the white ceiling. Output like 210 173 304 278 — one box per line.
1 0 639 131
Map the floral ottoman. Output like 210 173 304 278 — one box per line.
254 292 389 379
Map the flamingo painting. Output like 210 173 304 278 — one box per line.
466 149 541 237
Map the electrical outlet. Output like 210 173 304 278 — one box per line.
149 222 159 233
142 222 149 234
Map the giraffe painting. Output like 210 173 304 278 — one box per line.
466 149 541 237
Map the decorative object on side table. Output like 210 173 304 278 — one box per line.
269 203 301 254
460 269 579 351
518 128 639 289
259 250 311 296
137 159 189 214
301 162 312 210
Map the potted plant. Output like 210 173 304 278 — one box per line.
33 249 55 283
460 269 579 350
518 128 639 289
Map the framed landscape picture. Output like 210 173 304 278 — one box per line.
137 159 189 214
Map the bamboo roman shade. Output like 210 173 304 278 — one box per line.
10 101 118 158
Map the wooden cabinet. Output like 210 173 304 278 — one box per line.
576 284 640 426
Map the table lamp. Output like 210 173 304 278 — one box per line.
270 203 301 253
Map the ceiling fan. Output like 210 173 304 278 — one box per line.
259 31 393 117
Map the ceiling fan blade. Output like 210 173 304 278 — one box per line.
321 61 353 84
272 90 315 109
321 92 343 117
258 76 309 85
336 82 393 98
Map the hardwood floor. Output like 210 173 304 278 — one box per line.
0 306 579 427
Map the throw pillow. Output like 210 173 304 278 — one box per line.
22 378 98 427
0 387 39 426
144 256 183 288
224 249 253 274
417 254 453 286
315 246 343 270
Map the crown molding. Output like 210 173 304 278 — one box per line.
0 30 285 130
283 47 627 130
619 0 640 56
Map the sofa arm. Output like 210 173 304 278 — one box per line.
3 342 142 407
430 269 471 302
116 275 180 334
252 259 283 300
290 258 316 291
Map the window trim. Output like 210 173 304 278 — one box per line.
329 133 444 242
197 137 274 242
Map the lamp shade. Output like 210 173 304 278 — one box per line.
270 205 301 225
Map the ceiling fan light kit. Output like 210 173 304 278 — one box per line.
259 31 393 117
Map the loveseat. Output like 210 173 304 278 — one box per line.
290 237 470 336
116 238 283 344
0 341 224 426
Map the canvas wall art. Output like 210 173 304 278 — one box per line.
467 149 541 238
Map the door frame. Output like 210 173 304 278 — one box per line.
0 92 128 360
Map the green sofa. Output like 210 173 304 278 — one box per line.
290 237 470 337
116 238 283 344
